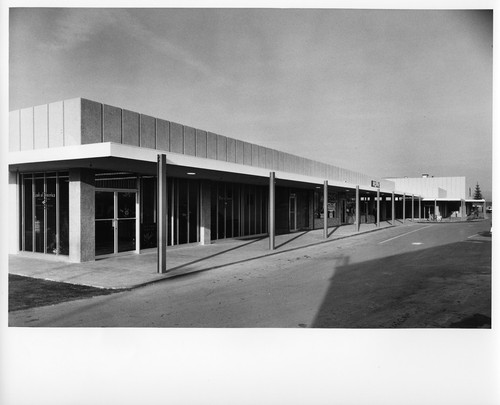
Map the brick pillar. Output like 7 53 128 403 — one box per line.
69 168 95 263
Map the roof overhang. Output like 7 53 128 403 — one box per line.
8 143 399 194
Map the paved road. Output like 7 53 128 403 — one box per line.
9 220 491 327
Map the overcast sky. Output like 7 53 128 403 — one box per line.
9 8 493 199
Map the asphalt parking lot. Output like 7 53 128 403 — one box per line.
9 220 491 328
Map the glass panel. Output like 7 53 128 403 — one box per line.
45 174 57 254
217 183 225 239
173 180 178 245
210 182 217 240
23 175 33 252
233 184 240 238
118 192 136 218
188 181 198 243
34 176 45 253
118 219 136 252
262 187 268 234
225 184 233 239
96 191 114 219
141 177 157 249
178 180 188 244
250 187 256 235
168 179 174 246
95 220 114 255
59 175 69 255
255 187 261 234
289 194 296 230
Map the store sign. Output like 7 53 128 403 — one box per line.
371 180 380 188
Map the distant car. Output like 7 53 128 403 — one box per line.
486 206 492 213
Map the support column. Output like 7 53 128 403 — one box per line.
269 172 275 250
418 197 421 220
376 188 380 228
323 180 328 238
135 177 141 254
411 194 414 222
69 168 95 263
200 180 211 245
392 192 395 225
355 185 360 232
461 199 465 220
157 154 167 273
434 199 437 219
402 193 406 224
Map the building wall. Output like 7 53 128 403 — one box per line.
10 98 395 191
388 177 466 199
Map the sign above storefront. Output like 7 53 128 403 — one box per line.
371 180 380 188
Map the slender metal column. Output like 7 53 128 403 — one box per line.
135 177 141 253
411 194 414 222
402 193 406 223
269 172 275 250
391 191 395 225
376 188 380 228
157 154 167 273
434 199 437 219
323 180 328 238
461 199 465 220
418 196 421 220
355 186 360 232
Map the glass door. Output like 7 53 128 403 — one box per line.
95 190 136 256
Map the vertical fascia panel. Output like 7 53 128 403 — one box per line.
207 132 217 160
243 142 252 165
9 110 21 152
216 135 227 161
102 104 122 143
227 137 236 163
272 150 279 171
81 99 102 144
140 114 156 149
184 126 196 156
156 119 170 151
169 122 184 154
20 107 34 151
258 146 266 168
122 109 140 146
278 151 285 172
48 101 64 147
196 129 207 158
265 148 273 169
33 105 49 149
63 98 82 146
251 144 259 166
235 140 244 164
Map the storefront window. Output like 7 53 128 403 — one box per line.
20 172 69 256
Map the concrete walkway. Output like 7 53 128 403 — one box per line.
9 221 397 289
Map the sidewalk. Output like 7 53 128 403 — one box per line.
9 221 396 289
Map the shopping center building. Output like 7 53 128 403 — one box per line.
8 98 484 264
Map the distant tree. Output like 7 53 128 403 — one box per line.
473 182 483 200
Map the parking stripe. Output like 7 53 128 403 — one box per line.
379 225 433 244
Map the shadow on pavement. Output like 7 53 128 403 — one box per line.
312 238 492 328
168 236 267 273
